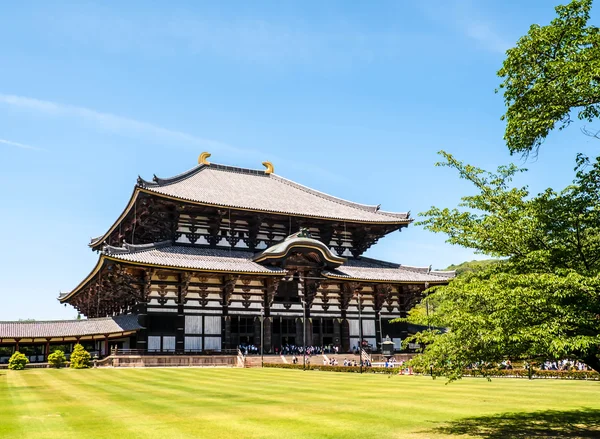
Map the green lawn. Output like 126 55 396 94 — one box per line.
1 368 599 438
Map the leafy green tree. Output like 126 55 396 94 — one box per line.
446 259 499 276
8 352 29 370
47 350 66 368
407 151 600 380
498 0 600 155
69 344 91 369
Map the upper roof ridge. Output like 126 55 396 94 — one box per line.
270 174 402 215
137 164 205 188
138 162 274 189
137 159 409 219
103 240 172 255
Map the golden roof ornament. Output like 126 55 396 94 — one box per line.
198 152 211 165
262 161 274 174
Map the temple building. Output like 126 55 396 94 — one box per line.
1 153 454 362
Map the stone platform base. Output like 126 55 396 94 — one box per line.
102 355 238 368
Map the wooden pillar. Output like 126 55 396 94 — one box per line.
341 319 350 352
136 303 148 351
175 310 185 354
45 339 50 361
305 319 313 346
333 319 341 350
223 316 232 351
375 310 382 352
319 317 323 347
176 272 191 355
339 283 353 353
296 318 304 346
254 317 261 347
15 339 20 352
263 318 272 354
263 277 280 354
104 334 110 357
221 275 238 351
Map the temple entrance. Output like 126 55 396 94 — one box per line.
230 316 257 347
312 318 335 348
272 317 297 350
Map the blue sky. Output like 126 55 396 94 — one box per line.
1 0 598 320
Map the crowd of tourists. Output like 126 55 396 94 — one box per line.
538 360 589 371
237 344 259 355
466 359 591 371
275 345 339 355
238 344 341 356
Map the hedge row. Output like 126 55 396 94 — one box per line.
461 368 600 380
263 363 403 374
264 363 600 380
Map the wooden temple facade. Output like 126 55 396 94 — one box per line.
1 153 454 361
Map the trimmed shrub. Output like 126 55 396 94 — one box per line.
69 344 91 369
264 363 403 375
47 350 66 368
264 363 600 380
8 352 29 370
459 368 599 380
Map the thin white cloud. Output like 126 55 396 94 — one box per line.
0 93 243 155
0 138 43 151
0 93 347 183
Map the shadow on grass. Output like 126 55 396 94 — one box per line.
431 408 600 438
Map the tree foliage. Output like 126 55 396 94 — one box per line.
498 0 600 154
8 352 29 370
69 344 91 369
408 151 600 380
47 350 66 369
446 259 499 276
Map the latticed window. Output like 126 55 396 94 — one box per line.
323 319 334 334
312 318 321 334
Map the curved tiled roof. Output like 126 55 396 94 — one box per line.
324 257 455 283
102 242 451 283
253 233 346 268
65 242 453 304
104 242 286 275
137 163 410 224
0 315 141 339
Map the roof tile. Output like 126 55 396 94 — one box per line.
140 164 410 223
105 244 286 274
324 258 455 283
0 315 141 339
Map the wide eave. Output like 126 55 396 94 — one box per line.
63 242 454 303
89 162 412 251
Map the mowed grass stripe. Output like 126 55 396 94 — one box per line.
72 368 600 432
54 368 310 438
2 370 72 438
2 368 600 439
39 369 184 439
92 369 362 438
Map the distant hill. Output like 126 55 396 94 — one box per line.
446 259 498 275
